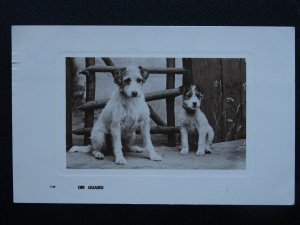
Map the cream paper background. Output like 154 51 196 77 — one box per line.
12 26 294 204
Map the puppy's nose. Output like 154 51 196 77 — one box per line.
131 91 138 97
193 102 197 107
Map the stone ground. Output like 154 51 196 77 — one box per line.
67 138 246 170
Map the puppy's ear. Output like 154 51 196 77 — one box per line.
139 66 149 82
195 84 204 97
113 68 126 85
179 85 186 94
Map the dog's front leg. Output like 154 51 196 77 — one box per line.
111 125 127 165
180 126 189 155
196 126 207 156
141 121 162 161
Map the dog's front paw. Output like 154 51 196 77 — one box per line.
196 149 205 156
115 156 127 165
149 152 162 161
180 147 189 155
92 151 104 160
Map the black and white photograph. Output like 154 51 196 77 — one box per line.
11 26 294 205
2 0 299 222
2 0 299 223
67 57 246 169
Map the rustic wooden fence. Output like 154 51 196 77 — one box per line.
66 57 246 150
67 57 186 150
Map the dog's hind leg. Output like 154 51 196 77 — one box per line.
129 146 144 153
90 125 106 160
123 132 144 153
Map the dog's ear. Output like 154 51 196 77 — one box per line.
195 84 204 97
138 66 149 82
179 85 186 94
113 68 126 85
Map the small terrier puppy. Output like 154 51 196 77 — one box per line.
178 84 214 156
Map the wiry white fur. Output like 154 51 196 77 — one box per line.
178 85 214 156
90 66 162 165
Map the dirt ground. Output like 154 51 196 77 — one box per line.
67 138 246 170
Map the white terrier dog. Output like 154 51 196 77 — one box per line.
90 66 162 165
178 84 214 156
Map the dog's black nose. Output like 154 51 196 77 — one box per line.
193 102 197 107
132 91 138 97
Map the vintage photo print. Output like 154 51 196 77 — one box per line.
66 57 246 169
12 26 294 204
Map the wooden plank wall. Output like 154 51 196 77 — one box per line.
188 58 246 143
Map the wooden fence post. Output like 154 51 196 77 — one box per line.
182 58 193 85
84 57 96 145
166 58 176 146
66 57 73 150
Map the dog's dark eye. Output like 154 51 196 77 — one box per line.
136 78 143 83
124 78 131 84
186 93 192 98
196 93 200 98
